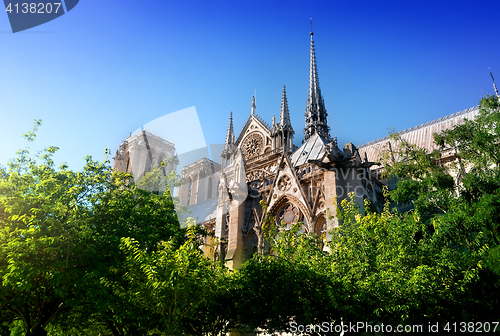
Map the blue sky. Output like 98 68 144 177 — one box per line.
1 0 500 170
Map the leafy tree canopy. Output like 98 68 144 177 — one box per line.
0 120 184 336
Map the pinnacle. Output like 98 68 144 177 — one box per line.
225 111 234 145
279 85 292 129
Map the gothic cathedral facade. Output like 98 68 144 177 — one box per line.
113 28 481 268
174 30 384 268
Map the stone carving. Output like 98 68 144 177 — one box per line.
277 174 291 192
264 163 278 174
246 163 278 183
246 170 264 182
277 203 301 228
218 174 227 202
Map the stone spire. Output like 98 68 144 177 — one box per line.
251 96 256 115
272 85 294 151
224 111 235 146
304 28 331 141
221 112 235 167
279 85 292 128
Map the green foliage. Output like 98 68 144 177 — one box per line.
380 131 455 217
233 255 339 334
366 95 500 323
136 158 181 196
230 201 338 334
329 192 485 324
2 92 500 335
434 95 500 185
0 120 184 335
106 227 233 336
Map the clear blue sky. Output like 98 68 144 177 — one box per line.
1 0 500 170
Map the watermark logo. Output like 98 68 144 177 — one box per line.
4 0 78 33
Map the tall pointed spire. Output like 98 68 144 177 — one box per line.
279 85 292 127
225 111 235 145
221 112 235 167
251 96 256 115
304 25 331 141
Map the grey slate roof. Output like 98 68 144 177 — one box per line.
290 132 329 167
357 106 480 163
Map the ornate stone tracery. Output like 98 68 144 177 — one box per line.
246 170 264 182
246 163 279 183
264 163 278 174
277 174 291 192
241 133 264 159
275 202 305 232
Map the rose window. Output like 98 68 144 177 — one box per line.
276 203 302 230
242 133 264 159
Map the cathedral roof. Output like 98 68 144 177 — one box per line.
290 132 330 167
358 105 480 163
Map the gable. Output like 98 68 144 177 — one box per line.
236 115 273 160
235 114 271 147
266 154 312 220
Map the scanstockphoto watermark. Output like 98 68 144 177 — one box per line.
289 321 500 334
289 321 424 334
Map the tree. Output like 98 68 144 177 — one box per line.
228 202 340 334
106 225 234 336
329 192 486 325
433 95 500 246
379 130 455 218
371 95 500 322
0 120 184 335
383 95 500 244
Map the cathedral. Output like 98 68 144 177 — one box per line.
113 29 480 269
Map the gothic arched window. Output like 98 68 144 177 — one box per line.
315 216 327 236
275 202 305 232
